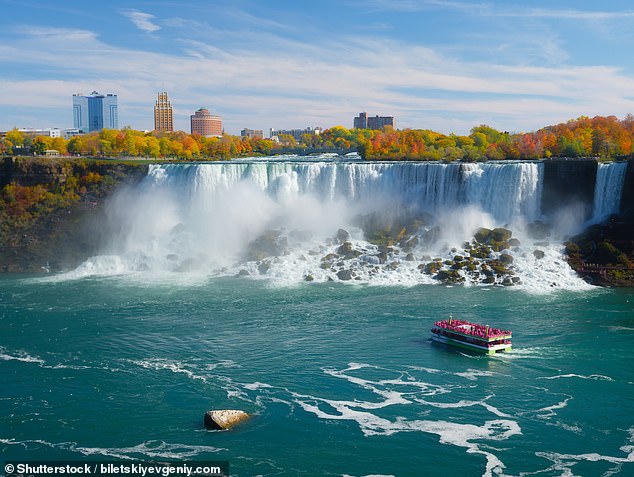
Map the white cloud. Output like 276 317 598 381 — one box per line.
121 10 161 33
1 23 634 134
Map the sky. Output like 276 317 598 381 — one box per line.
1 0 634 136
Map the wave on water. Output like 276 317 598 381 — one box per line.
50 158 612 293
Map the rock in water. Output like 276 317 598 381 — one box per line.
204 410 250 430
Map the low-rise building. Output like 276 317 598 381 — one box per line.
269 127 322 141
241 128 264 140
353 112 395 130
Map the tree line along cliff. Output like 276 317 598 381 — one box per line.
1 114 634 161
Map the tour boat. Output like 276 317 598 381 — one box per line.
430 316 512 354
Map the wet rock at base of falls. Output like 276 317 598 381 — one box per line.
492 227 513 242
257 260 271 274
474 227 492 244
335 228 350 242
422 262 440 275
434 269 465 284
337 269 353 281
244 230 288 261
499 253 514 265
533 249 545 260
337 241 362 259
375 251 388 264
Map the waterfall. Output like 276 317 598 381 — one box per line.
591 162 628 224
64 157 593 292
145 160 543 223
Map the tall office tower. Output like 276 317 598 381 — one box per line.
73 91 118 132
154 92 174 132
190 108 222 137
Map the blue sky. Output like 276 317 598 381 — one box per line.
2 0 634 135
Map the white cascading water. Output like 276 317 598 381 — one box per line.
590 162 628 224
64 157 612 292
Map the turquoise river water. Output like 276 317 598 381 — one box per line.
1 276 633 477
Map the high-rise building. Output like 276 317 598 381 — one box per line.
190 108 222 137
73 91 118 132
353 112 394 130
154 92 173 132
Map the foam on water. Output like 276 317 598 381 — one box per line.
290 362 521 477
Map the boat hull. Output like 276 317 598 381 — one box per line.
431 333 512 355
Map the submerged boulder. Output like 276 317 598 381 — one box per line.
204 410 251 430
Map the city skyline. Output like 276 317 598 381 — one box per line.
2 1 634 135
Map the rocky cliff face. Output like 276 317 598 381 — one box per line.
541 159 597 220
0 157 148 273
620 159 634 220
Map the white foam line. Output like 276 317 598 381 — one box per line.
0 347 134 374
415 395 513 418
539 374 614 381
127 358 208 382
533 427 634 475
243 382 274 391
0 438 224 459
537 447 634 465
536 397 573 418
606 326 634 332
454 369 497 381
0 348 46 365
